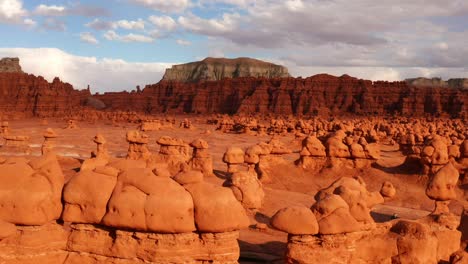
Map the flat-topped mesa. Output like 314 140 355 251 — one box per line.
0 57 22 73
162 57 291 82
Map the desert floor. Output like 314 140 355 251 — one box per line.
2 118 466 263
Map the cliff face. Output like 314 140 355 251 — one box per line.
0 57 22 73
0 72 90 117
0 57 466 118
95 74 468 117
162 57 291 82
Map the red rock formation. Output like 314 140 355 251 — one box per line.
0 68 466 118
0 72 90 117
95 74 468 117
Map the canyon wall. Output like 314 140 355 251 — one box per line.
96 74 468 117
0 57 466 118
0 72 90 117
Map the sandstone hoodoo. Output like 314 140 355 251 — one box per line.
162 57 291 82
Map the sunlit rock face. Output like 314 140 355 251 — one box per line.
0 58 22 73
162 57 291 82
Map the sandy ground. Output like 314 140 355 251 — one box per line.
0 118 466 263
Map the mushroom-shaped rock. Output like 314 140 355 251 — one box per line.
126 130 151 160
230 171 264 210
189 138 213 177
426 163 459 201
223 147 245 164
326 133 351 158
244 145 263 165
93 133 106 144
314 176 383 226
223 147 245 173
271 206 319 235
303 136 326 157
390 220 438 264
190 138 209 149
380 181 396 198
183 182 250 232
350 143 366 159
127 130 149 144
42 128 58 155
43 128 57 138
102 168 196 233
311 194 361 234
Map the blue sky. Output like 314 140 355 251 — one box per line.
0 0 467 92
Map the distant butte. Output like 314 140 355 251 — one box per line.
406 77 468 90
0 57 23 73
162 57 291 82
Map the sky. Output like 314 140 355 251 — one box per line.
0 0 467 93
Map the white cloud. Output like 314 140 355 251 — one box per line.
176 39 191 46
23 18 36 27
114 19 145 30
86 18 145 31
0 0 27 23
148 15 176 31
0 47 174 92
104 30 154 43
85 18 113 30
178 12 240 34
34 4 66 16
198 0 250 8
80 32 99 44
128 0 190 13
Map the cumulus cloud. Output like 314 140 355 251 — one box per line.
176 0 468 74
178 12 240 34
86 18 145 31
0 0 27 23
0 47 173 92
128 0 190 13
33 3 109 17
85 18 113 30
34 4 66 16
114 19 145 30
103 30 153 43
80 32 99 44
148 15 177 31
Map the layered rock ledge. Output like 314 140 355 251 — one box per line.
162 57 290 82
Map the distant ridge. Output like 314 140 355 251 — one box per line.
162 57 291 82
406 77 468 90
